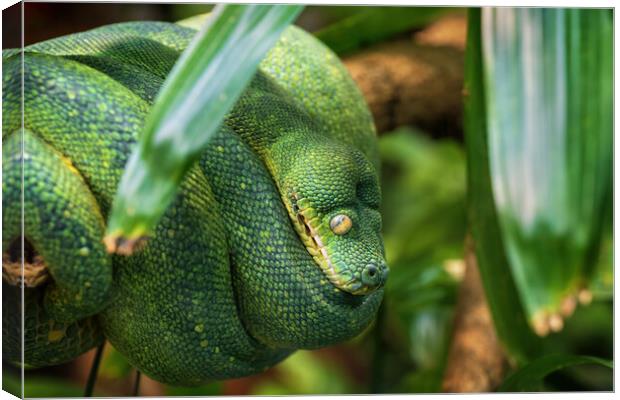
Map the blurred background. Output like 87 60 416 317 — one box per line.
2 2 613 396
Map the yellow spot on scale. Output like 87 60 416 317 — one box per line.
66 91 76 100
48 330 65 342
217 146 224 152
78 247 90 256
194 324 204 333
200 340 209 348
60 155 81 176
240 183 246 189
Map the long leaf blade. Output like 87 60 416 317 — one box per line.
104 4 303 252
314 7 453 55
464 8 542 365
499 354 613 392
480 8 612 334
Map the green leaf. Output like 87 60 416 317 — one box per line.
99 345 133 380
251 351 353 394
165 382 223 396
464 8 542 364
314 7 454 55
499 354 612 392
3 373 85 398
479 8 612 333
104 4 303 251
379 128 467 266
378 128 463 393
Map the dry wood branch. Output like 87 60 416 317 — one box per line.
343 15 466 136
441 235 507 393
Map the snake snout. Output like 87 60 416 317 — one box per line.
339 261 388 295
361 262 389 288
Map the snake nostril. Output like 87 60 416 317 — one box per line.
361 263 381 286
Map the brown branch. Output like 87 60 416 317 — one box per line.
343 15 466 136
441 235 508 393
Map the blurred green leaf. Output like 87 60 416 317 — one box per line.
165 381 223 396
464 8 542 364
170 4 215 22
588 195 613 300
399 368 444 394
548 363 613 391
99 345 132 380
377 127 464 392
379 127 466 266
499 354 612 392
315 7 454 55
4 373 84 398
3 372 21 398
105 4 304 245
408 308 453 370
25 378 84 398
251 351 352 395
480 8 612 332
542 301 612 360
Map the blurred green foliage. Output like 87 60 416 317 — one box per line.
379 128 466 266
376 128 466 393
168 3 214 22
99 346 132 381
5 372 84 397
251 351 354 394
314 7 453 55
165 381 222 396
499 354 612 392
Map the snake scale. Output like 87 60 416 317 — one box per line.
2 15 387 385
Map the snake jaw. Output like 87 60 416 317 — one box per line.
287 193 377 295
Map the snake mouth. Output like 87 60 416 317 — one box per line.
2 237 50 287
287 194 379 295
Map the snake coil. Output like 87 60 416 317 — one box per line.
2 19 387 385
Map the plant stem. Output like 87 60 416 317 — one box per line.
84 342 105 397
132 370 141 396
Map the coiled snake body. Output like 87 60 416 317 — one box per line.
2 17 387 385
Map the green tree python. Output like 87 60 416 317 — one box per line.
2 16 388 385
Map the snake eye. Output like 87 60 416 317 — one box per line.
329 214 352 235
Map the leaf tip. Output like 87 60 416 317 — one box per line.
103 233 149 256
532 311 550 337
578 289 593 305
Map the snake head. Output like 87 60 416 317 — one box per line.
280 141 388 295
